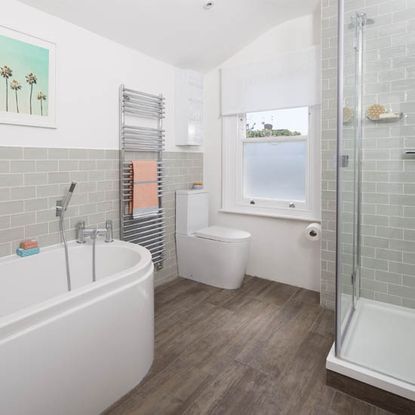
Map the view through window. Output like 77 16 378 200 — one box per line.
243 107 309 204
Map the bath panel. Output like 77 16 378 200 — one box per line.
0 240 154 415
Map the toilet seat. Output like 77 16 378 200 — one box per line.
194 226 251 243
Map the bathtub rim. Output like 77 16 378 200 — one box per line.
0 239 153 340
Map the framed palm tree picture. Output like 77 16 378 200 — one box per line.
0 25 56 128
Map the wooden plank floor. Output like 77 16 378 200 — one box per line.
105 276 394 415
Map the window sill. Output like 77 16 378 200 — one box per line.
219 208 321 223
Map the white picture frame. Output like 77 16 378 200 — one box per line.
0 25 56 128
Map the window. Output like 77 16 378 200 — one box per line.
222 106 320 221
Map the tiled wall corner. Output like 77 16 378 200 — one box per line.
155 152 203 286
0 146 203 286
321 0 338 310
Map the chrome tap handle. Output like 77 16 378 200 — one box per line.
105 220 114 243
76 221 86 244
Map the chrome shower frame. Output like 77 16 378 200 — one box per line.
335 2 373 356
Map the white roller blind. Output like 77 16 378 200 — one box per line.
220 46 320 115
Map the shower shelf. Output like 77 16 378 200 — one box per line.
366 112 406 123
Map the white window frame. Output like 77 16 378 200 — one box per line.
221 106 321 222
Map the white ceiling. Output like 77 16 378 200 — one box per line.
18 0 320 72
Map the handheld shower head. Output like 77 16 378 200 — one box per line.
68 182 76 193
62 182 77 211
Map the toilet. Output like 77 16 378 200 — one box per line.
176 190 251 289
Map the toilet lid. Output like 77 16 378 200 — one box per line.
194 226 251 243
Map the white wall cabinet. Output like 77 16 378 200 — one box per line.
175 69 204 146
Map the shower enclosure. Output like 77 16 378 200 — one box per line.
327 0 415 405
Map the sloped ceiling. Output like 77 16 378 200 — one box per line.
18 0 320 71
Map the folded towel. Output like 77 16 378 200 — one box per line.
20 240 38 250
130 160 159 218
16 247 40 257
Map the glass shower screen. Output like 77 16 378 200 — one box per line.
336 8 369 353
336 0 415 387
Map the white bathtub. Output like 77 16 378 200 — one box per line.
0 239 154 415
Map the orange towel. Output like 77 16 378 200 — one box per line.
130 160 159 217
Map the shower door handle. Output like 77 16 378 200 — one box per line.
341 154 350 167
351 271 356 286
403 150 415 157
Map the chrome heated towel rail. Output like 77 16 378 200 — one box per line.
119 85 165 269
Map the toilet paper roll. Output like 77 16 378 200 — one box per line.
305 223 321 241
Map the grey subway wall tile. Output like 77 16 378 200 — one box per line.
0 146 203 287
321 0 415 309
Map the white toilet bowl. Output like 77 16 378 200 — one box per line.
176 190 251 289
177 226 250 289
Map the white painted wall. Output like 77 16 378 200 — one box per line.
3 2 322 291
204 13 321 291
1 0 202 152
